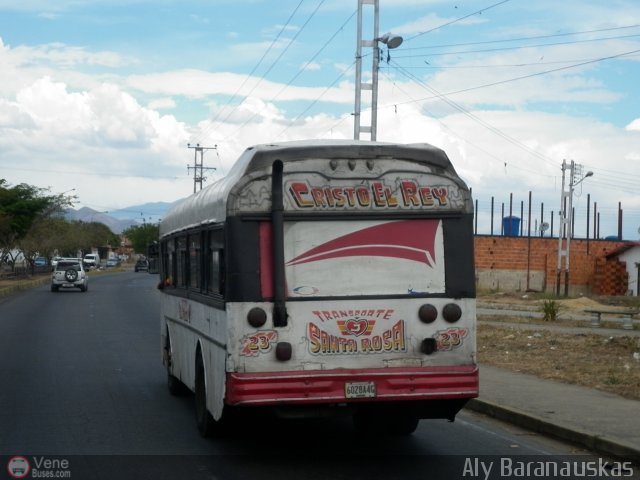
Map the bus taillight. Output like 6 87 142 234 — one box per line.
442 303 462 323
418 304 438 323
247 307 267 328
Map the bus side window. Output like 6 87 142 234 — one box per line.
177 236 187 287
163 239 176 289
207 229 224 296
189 233 201 290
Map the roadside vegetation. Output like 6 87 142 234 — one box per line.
122 223 159 254
0 179 120 274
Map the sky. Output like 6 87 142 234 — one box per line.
1 0 639 238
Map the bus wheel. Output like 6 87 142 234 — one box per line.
195 355 215 437
353 406 419 436
165 335 188 396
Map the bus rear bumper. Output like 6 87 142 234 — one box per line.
226 365 478 409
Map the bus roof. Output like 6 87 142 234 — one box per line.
160 140 464 237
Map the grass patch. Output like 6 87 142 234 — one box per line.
540 299 562 321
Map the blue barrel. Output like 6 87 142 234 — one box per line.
502 216 521 236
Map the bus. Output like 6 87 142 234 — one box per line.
158 140 477 436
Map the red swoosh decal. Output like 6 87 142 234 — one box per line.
286 220 439 267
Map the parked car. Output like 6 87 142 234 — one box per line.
83 253 100 270
106 258 120 268
51 259 88 292
134 259 149 272
33 256 48 267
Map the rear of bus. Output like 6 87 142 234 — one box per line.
224 141 477 434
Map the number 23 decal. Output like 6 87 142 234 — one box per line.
240 330 278 357
433 328 468 351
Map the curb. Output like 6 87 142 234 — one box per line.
466 398 640 465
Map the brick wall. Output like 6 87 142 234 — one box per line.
474 235 628 294
592 258 629 296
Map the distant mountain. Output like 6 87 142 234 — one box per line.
108 201 182 223
65 200 182 234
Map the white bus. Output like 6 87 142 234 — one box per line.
158 140 477 436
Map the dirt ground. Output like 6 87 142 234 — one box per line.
477 293 640 401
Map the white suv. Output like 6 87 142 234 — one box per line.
51 259 89 292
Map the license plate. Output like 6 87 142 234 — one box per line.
345 381 376 399
63 283 74 287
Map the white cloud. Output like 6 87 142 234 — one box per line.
126 69 353 103
626 118 640 131
15 42 132 68
0 75 191 207
147 97 177 110
302 61 321 71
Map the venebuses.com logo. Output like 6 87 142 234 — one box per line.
6 455 71 478
6 457 30 479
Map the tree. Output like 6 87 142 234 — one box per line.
20 218 71 266
75 221 120 254
123 223 159 254
0 179 74 268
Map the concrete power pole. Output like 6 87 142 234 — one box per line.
353 0 402 141
556 159 572 296
187 144 217 193
354 0 379 141
556 159 593 296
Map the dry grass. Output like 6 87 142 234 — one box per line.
478 323 640 400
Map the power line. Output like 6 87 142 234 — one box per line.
191 0 307 145
394 33 640 60
275 60 356 140
404 0 513 42
228 10 357 142
388 47 640 107
402 23 640 51
391 62 557 169
376 68 555 180
398 53 640 70
197 0 327 146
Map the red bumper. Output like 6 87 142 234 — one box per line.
226 365 478 406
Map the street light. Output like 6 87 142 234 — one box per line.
377 32 403 49
369 32 403 141
572 170 593 187
354 0 403 141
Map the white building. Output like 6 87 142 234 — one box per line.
609 243 640 296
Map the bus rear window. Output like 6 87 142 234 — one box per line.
262 219 445 298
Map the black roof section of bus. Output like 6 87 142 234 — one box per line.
241 141 454 174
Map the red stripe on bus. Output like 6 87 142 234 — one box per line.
225 365 478 406
259 222 274 299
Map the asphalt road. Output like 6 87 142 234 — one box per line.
0 272 614 480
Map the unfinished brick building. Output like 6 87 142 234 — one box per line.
474 236 637 296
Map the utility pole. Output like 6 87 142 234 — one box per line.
353 0 402 141
187 144 217 193
556 159 593 296
354 0 378 141
556 160 572 296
